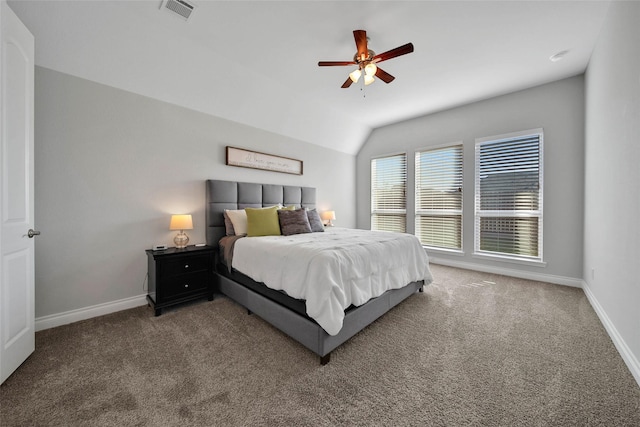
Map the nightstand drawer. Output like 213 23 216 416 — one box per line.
163 272 209 298
163 255 210 276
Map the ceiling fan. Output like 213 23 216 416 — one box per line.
318 30 414 88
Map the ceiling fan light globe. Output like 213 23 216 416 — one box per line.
364 63 377 76
349 69 362 83
364 74 375 85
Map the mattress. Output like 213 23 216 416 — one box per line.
216 264 309 317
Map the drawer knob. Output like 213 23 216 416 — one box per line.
184 264 189 269
184 284 189 288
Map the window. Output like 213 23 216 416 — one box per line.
371 153 407 232
415 145 463 250
475 130 543 262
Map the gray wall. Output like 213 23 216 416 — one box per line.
34 66 355 318
584 1 640 379
356 76 585 281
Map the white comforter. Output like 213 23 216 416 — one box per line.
231 227 433 336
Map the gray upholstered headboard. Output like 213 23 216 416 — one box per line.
205 180 317 247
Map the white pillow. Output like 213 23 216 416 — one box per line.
225 209 248 235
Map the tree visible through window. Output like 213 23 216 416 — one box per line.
475 130 543 261
371 153 407 232
415 145 463 249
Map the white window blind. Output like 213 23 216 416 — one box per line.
475 130 543 261
415 145 463 249
371 153 407 233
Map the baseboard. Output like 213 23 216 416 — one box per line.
581 281 640 387
35 294 148 332
428 257 583 288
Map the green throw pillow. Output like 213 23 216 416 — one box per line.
245 206 282 237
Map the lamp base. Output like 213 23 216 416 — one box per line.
325 221 334 227
174 231 189 249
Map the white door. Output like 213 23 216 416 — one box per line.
0 0 35 384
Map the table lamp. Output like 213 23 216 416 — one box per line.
321 211 336 227
170 214 193 248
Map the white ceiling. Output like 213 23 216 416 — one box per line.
8 0 610 155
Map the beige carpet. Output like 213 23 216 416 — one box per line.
1 264 639 426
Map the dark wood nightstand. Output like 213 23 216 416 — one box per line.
145 245 215 316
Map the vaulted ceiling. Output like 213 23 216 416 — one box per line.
9 0 610 155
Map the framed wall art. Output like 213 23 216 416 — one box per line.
226 146 303 175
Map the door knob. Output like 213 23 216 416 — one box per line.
27 229 41 238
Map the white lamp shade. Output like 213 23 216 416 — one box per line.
349 69 362 83
321 211 336 221
170 214 193 230
364 62 377 76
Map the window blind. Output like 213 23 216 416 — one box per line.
415 145 463 249
371 153 407 233
475 131 543 260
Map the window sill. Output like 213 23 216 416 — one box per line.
472 252 547 267
424 247 465 257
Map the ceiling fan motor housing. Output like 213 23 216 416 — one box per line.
354 49 376 67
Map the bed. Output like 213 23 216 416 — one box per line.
205 179 433 364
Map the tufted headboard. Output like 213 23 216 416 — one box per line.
205 180 317 247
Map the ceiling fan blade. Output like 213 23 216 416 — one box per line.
375 67 395 84
341 77 354 89
372 43 414 63
318 61 357 67
353 29 368 60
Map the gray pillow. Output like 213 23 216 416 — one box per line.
278 209 312 236
306 208 325 232
223 210 236 236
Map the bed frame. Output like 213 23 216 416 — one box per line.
205 179 424 365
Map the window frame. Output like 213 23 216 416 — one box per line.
474 129 544 264
370 152 408 233
414 142 464 252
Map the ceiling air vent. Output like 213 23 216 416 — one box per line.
160 0 195 22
